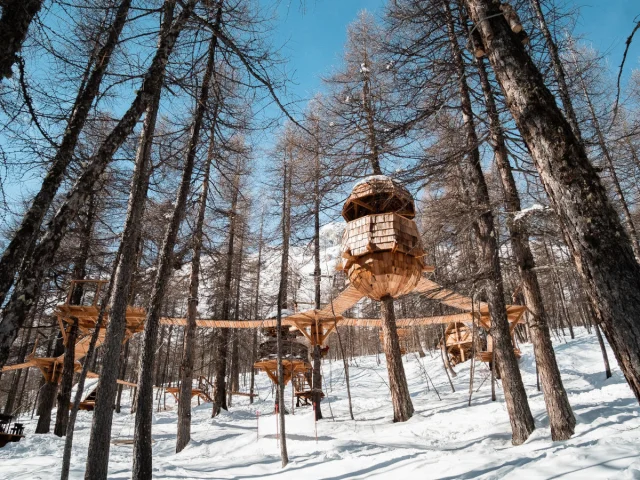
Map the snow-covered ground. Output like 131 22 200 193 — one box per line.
1 328 639 479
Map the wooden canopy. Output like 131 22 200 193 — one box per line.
342 176 416 221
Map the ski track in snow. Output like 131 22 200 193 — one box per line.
1 328 640 479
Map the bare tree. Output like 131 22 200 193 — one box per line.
0 0 132 308
0 0 44 79
464 0 640 402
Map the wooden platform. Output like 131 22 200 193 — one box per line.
254 359 311 387
3 279 146 383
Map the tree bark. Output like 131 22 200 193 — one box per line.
61 255 121 480
228 223 245 407
132 12 218 477
445 0 534 445
573 58 640 261
249 212 265 404
0 0 195 372
212 170 241 417
0 0 131 308
2 303 37 416
312 134 323 420
0 0 44 79
594 321 612 379
53 317 78 437
84 3 195 478
176 88 218 451
464 0 640 402
470 32 575 440
54 190 96 437
380 295 414 422
115 339 130 413
35 380 58 434
276 155 291 467
35 326 65 434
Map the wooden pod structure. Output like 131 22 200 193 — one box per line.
340 176 427 300
342 175 416 221
258 339 308 361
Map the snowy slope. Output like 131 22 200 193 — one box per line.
1 328 639 479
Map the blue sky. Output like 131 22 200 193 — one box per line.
573 0 639 76
270 0 639 106
2 0 639 216
270 0 385 104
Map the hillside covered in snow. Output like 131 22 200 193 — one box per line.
2 328 639 479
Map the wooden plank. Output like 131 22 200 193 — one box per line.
319 284 365 316
339 312 475 327
413 277 489 312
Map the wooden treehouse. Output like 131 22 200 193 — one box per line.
339 176 432 299
440 313 524 366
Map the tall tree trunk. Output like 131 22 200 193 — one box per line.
176 96 218 452
35 380 58 434
276 155 291 467
249 212 265 404
361 49 382 175
36 322 65 434
380 296 414 422
471 32 575 439
0 0 44 79
361 67 412 422
83 3 174 471
0 0 196 371
212 171 241 417
54 191 97 437
312 137 323 420
53 317 78 437
61 253 122 480
594 320 612 378
228 222 245 407
0 0 131 307
445 1 534 445
464 0 640 402
573 58 640 260
2 302 37 415
132 16 219 479
115 339 130 413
